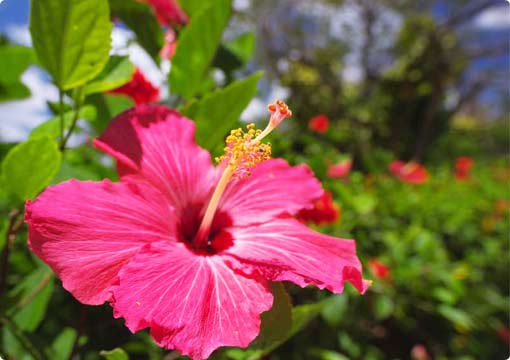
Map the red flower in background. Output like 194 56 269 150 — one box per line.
496 326 510 344
309 114 329 134
454 156 473 180
328 159 352 179
389 160 429 184
410 344 430 360
368 259 390 280
139 0 188 26
110 68 160 105
296 191 340 225
160 29 178 59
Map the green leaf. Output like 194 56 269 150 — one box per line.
250 283 292 349
30 0 113 90
30 105 97 139
1 136 62 200
373 295 394 320
180 71 262 152
8 267 54 332
109 0 163 61
178 0 206 17
0 46 36 102
100 348 129 360
169 0 232 99
225 33 255 64
48 327 77 360
84 56 135 95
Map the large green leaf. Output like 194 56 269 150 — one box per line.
109 0 163 61
0 46 36 102
30 0 113 90
84 56 135 95
8 266 54 332
178 0 206 17
180 71 262 152
169 0 232 99
1 136 62 200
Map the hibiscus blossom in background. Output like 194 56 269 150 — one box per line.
160 29 178 59
389 160 429 184
25 102 368 360
110 68 160 104
410 344 430 360
309 114 329 134
139 0 188 27
368 259 390 280
454 156 473 180
296 191 340 225
327 159 352 179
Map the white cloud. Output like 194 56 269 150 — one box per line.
473 5 510 29
0 66 58 142
4 23 31 46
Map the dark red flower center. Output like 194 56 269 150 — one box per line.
177 202 234 255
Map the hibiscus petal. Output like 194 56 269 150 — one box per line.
25 179 175 305
94 105 218 211
219 159 323 226
112 242 273 360
224 218 370 294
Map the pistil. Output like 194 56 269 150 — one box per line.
193 100 292 249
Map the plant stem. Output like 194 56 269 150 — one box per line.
0 209 23 297
58 90 65 144
59 87 84 151
1 316 48 360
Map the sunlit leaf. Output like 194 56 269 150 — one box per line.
1 136 62 200
180 71 262 152
30 0 112 90
84 56 135 95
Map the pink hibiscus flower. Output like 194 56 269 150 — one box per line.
296 191 340 225
389 160 429 184
25 101 368 359
139 0 188 27
110 68 160 105
327 159 352 179
308 114 329 134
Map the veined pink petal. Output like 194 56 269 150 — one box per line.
25 179 175 305
94 105 219 212
224 218 369 294
219 159 323 227
112 242 273 360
